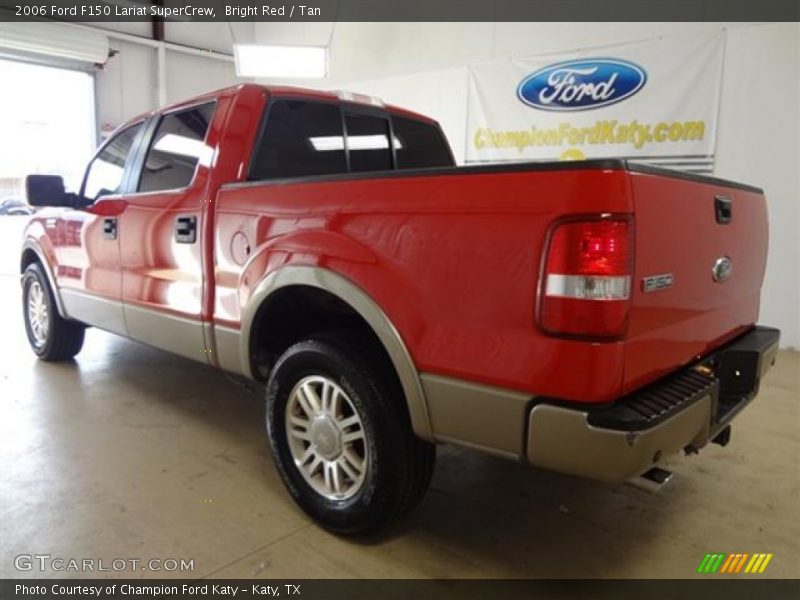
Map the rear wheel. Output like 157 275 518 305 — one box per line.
22 263 85 361
265 332 435 535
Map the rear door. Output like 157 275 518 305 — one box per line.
624 170 768 393
117 101 217 362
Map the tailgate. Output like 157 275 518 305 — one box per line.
623 168 768 394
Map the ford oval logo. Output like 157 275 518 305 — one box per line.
712 257 733 282
517 58 647 111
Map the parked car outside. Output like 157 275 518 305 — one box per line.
0 197 34 216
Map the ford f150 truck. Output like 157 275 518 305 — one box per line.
20 84 779 534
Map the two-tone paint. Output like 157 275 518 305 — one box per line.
22 83 770 463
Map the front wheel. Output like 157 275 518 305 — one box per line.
265 333 435 535
22 263 85 361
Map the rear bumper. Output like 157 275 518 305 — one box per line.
525 326 780 482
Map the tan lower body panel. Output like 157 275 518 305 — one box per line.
526 396 713 482
214 325 245 376
61 289 126 336
124 304 209 364
421 373 530 460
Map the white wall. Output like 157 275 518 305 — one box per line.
327 23 799 348
715 23 800 351
256 22 750 87
94 39 156 132
91 23 242 135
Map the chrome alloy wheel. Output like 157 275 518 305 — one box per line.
285 375 369 500
27 280 49 347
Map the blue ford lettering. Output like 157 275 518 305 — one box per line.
517 58 647 111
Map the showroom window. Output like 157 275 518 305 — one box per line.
392 116 454 169
344 113 393 173
138 102 216 193
82 123 143 200
250 100 347 180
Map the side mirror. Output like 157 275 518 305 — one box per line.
25 174 71 207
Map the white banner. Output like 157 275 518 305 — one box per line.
466 31 725 174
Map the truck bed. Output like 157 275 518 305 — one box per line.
215 159 768 404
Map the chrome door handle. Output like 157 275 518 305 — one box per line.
175 215 197 244
102 217 117 240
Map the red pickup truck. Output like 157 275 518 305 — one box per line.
21 84 779 534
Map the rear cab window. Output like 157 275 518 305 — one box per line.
248 97 453 181
249 100 346 179
392 115 454 169
344 112 393 173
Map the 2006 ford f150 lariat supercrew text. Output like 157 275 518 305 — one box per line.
20 84 780 534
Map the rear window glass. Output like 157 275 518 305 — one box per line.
392 116 453 169
250 100 347 179
345 113 393 173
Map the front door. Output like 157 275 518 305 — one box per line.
55 122 145 335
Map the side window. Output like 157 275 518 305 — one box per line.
138 102 215 193
392 116 454 169
82 123 143 200
249 100 346 180
345 113 392 173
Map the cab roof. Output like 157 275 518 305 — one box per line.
127 83 438 127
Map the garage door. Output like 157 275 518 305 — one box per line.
0 58 96 275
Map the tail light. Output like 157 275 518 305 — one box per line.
539 217 634 339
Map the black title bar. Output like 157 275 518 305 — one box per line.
0 0 799 22
3 579 800 600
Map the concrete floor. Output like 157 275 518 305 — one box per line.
0 221 798 579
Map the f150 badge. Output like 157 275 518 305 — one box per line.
642 273 674 293
517 58 647 111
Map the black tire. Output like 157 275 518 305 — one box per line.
22 263 85 361
265 332 435 535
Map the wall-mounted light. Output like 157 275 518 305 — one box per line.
233 44 328 78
